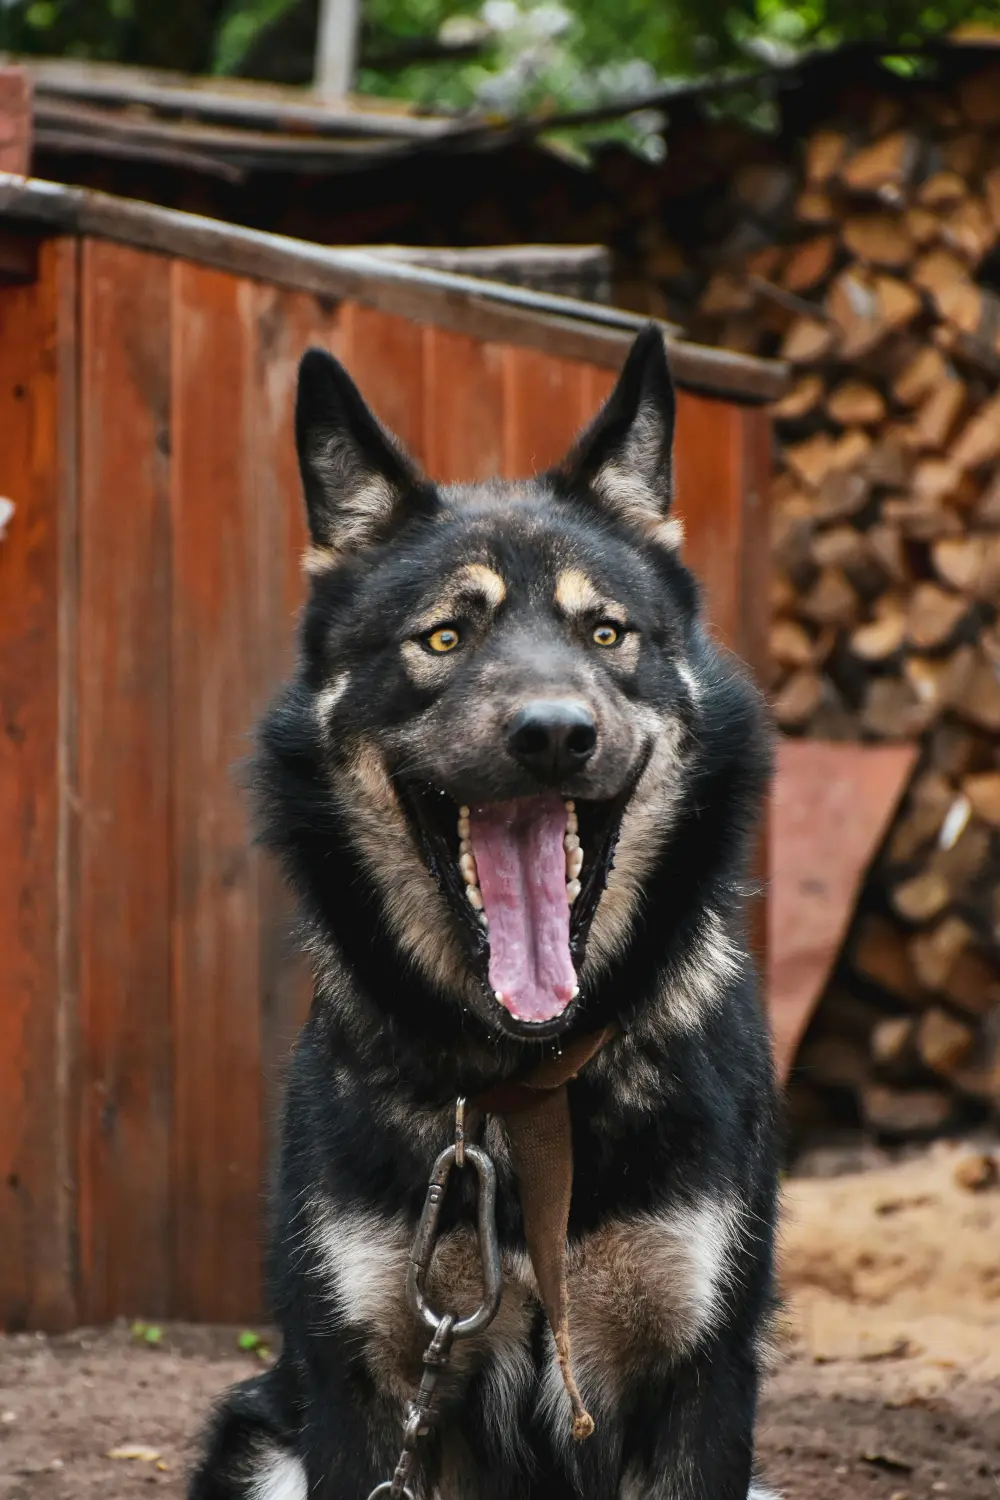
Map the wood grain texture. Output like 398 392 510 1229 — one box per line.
169 262 263 1321
0 239 76 1330
249 282 336 1159
422 328 504 482
0 69 32 175
76 240 173 1322
501 345 590 477
339 303 427 465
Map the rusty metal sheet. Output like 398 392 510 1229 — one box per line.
768 739 919 1081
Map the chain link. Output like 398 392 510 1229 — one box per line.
365 1098 503 1500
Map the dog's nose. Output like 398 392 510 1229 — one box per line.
506 701 597 781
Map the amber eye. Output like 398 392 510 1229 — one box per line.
593 623 619 647
426 626 461 654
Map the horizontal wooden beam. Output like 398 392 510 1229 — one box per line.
0 68 32 176
0 174 789 404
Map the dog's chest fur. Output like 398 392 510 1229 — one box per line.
308 1185 743 1431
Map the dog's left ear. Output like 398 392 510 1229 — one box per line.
556 324 680 550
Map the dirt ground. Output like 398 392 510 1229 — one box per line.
1 1140 998 1500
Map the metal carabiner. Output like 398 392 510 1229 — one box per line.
405 1141 503 1340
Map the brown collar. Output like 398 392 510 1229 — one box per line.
473 1024 617 1441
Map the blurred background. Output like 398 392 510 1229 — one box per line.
2 3 1000 1496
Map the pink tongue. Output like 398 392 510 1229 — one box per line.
469 795 577 1024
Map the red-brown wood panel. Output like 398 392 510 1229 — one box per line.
169 263 264 1321
339 302 428 467
422 328 505 483
500 345 590 478
0 239 77 1331
76 241 174 1322
249 283 340 1152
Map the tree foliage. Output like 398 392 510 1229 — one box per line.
2 0 998 121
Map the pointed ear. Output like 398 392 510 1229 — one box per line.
296 347 429 563
557 325 681 550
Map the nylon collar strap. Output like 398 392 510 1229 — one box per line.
474 1024 617 1442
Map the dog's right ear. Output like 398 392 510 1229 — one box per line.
296 347 429 561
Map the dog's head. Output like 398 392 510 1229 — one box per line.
267 326 752 1042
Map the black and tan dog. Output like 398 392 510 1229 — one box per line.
189 326 780 1500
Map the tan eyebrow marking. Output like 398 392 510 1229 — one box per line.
302 543 339 577
409 563 507 634
554 568 627 625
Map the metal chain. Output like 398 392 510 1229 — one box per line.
365 1098 503 1500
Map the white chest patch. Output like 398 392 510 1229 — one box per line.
248 1448 308 1500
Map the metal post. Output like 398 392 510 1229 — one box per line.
315 0 360 100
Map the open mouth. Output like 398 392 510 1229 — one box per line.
402 785 627 1035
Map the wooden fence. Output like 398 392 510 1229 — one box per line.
0 177 781 1330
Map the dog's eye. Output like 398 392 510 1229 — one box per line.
425 626 461 654
592 623 620 647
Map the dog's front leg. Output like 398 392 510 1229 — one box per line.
618 1338 769 1500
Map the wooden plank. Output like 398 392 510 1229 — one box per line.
0 177 789 403
170 261 264 1321
248 282 337 1155
501 345 590 477
0 69 32 175
75 241 173 1322
422 328 504 483
339 302 427 464
0 238 76 1330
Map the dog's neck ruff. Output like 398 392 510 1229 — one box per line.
474 1023 617 1440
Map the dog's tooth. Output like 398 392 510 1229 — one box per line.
570 985 580 999
459 851 478 885
565 812 578 836
459 838 472 856
457 816 470 841
566 847 583 881
466 885 484 911
566 878 581 904
494 989 505 1003
564 800 575 813
459 805 470 818
564 832 580 854
479 913 489 930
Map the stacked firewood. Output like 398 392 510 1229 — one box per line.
676 64 1000 1136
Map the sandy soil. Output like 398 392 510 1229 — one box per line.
1 1140 998 1499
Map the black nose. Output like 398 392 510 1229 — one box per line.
506 700 597 781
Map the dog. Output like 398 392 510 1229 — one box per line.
189 324 780 1500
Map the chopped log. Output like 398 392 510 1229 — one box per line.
782 234 837 292
795 1033 871 1091
785 432 838 489
699 271 754 316
942 949 1000 1018
771 571 798 616
953 650 1000 731
771 618 817 669
903 645 975 715
811 523 871 572
881 496 963 540
842 213 913 268
910 457 969 507
867 523 909 585
892 345 950 406
861 1083 956 1136
870 1015 920 1075
941 197 995 266
850 600 906 661
889 870 951 924
913 247 970 296
961 771 1000 828
772 668 823 728
772 373 824 421
875 274 923 331
734 162 797 221
796 187 837 224
942 130 983 178
798 566 859 628
840 130 919 196
927 818 991 887
827 380 886 425
861 676 933 737
780 315 837 364
934 280 1000 358
905 581 969 650
904 376 966 453
863 438 913 487
815 467 871 521
917 170 967 208
974 467 1000 527
932 533 1000 599
949 389 1000 471
905 204 941 247
933 323 1000 380
916 1007 976 1075
805 129 848 185
852 914 923 1003
909 914 973 991
826 267 881 357
748 273 829 321
745 244 786 279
